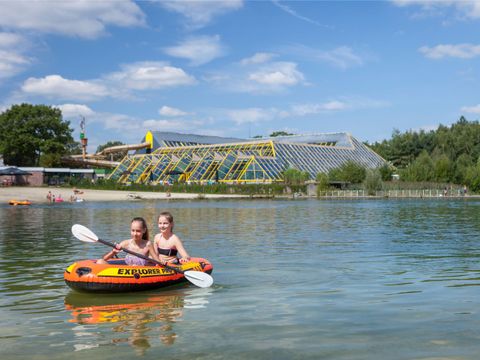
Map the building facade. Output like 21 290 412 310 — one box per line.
107 131 387 185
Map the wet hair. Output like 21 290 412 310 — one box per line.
131 217 149 241
158 211 174 231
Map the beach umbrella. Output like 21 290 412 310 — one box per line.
0 167 32 175
0 167 32 185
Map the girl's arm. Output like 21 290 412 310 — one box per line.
149 236 162 263
151 235 159 257
174 236 190 262
102 240 127 261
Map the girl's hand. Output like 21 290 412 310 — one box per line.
179 257 190 264
113 243 122 253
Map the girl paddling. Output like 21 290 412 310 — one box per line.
97 217 154 266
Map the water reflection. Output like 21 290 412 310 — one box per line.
64 288 213 355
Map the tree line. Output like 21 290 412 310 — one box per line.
368 116 480 191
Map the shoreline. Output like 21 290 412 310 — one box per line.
0 186 248 203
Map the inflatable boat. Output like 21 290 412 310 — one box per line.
64 257 213 293
8 199 31 206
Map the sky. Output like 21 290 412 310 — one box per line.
2 0 480 153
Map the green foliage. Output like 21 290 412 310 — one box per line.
400 150 434 182
70 178 301 196
433 153 453 182
453 153 473 184
378 164 394 181
315 172 330 190
270 131 294 137
283 168 310 185
369 117 480 187
363 169 383 195
328 161 366 184
0 103 75 166
464 163 480 192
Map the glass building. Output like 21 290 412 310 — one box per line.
108 131 386 184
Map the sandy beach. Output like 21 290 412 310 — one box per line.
0 186 247 203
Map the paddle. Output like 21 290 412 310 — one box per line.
71 224 213 288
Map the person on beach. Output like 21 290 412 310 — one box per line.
46 191 52 202
97 217 154 265
152 211 191 265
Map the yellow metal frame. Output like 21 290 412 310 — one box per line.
108 141 282 184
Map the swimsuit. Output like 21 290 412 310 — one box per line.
124 253 150 266
157 247 178 256
123 241 150 266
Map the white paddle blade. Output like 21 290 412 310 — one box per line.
71 224 99 243
184 271 214 288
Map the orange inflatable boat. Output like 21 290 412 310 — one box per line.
8 199 31 206
64 258 213 293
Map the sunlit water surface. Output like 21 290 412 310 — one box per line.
1 198 480 359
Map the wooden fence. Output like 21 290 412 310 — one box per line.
317 189 467 198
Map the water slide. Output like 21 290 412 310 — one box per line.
62 131 153 168
97 141 151 155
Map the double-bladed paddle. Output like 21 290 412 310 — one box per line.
71 224 213 288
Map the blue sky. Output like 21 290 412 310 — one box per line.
1 0 480 152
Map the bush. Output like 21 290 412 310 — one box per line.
363 169 383 195
315 172 330 190
282 168 310 185
328 161 366 184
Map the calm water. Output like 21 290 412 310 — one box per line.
1 198 480 359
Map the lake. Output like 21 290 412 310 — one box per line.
1 198 480 359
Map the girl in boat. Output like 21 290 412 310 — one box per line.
152 211 191 265
97 217 154 265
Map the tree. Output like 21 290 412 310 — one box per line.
0 104 75 166
400 150 434 182
363 169 383 195
433 153 453 183
270 131 294 137
328 161 367 184
96 140 126 161
282 168 310 185
464 162 480 192
315 172 330 190
378 164 394 181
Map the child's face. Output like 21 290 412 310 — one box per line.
131 220 145 240
158 216 172 234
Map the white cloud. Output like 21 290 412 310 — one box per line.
55 104 95 119
143 119 190 131
159 106 188 117
392 0 480 20
315 46 364 69
290 101 348 116
107 61 196 90
0 0 145 39
0 33 30 80
159 0 243 29
419 43 480 59
164 35 225 66
461 104 480 114
240 52 276 65
272 0 329 27
210 59 305 94
248 62 304 86
19 62 196 101
285 44 365 69
101 113 141 131
225 108 277 125
21 75 109 101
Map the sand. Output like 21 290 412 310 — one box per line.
0 186 247 203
